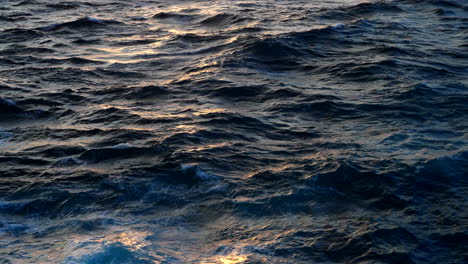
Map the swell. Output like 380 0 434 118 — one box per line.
40 17 123 31
199 13 247 26
319 1 403 20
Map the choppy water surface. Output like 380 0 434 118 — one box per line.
0 0 467 263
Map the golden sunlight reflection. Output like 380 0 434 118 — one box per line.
177 63 219 81
96 230 151 251
174 124 199 134
187 142 230 152
245 164 292 179
80 37 170 64
131 112 189 119
218 253 248 264
193 108 228 115
199 251 250 264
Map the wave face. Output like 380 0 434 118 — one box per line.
0 0 467 263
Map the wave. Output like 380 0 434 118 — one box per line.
431 0 465 9
0 28 44 43
0 98 21 114
152 12 198 21
65 243 157 264
199 13 247 26
319 1 403 19
40 17 123 31
170 33 228 43
79 144 167 163
0 12 32 22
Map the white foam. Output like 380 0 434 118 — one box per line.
87 17 103 23
205 183 228 193
332 23 345 29
353 18 372 27
4 99 16 106
54 157 83 167
41 24 59 31
112 143 134 149
181 164 217 180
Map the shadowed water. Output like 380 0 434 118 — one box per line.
0 0 467 263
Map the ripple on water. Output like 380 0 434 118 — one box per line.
0 0 466 263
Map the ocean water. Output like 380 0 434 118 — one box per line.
0 0 467 263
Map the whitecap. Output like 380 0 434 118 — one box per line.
54 157 84 167
4 99 16 106
112 143 134 149
181 164 218 180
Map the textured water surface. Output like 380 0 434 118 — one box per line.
0 0 467 263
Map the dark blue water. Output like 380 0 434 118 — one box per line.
0 0 467 263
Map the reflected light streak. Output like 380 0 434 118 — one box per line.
218 254 248 264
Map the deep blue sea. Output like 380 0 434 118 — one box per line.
0 0 467 263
